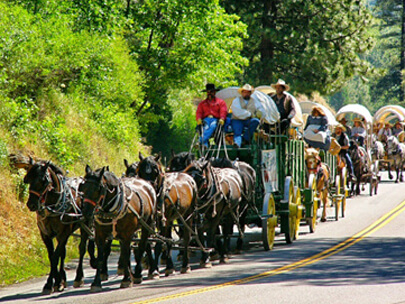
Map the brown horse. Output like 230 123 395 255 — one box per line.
23 160 96 295
183 159 243 265
136 152 198 276
80 165 156 291
305 148 330 222
209 157 255 253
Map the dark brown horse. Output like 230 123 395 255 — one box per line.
136 152 198 276
183 159 243 265
80 165 156 291
23 160 96 295
167 150 195 172
209 157 255 253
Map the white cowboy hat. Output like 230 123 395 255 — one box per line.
237 84 255 95
271 79 290 91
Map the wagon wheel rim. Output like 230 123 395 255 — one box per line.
284 177 295 244
308 174 318 233
334 175 341 221
262 193 276 251
293 186 302 240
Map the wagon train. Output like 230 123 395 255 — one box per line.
15 96 405 296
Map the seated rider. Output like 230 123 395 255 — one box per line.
269 79 295 134
231 84 264 148
334 124 355 180
303 106 331 151
351 118 366 146
378 122 393 142
393 121 403 137
196 83 228 148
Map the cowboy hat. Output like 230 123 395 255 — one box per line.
339 117 348 123
353 117 363 122
237 83 255 95
201 83 220 92
335 123 346 132
271 79 290 91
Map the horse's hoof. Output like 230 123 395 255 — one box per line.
100 273 109 281
165 268 175 277
117 267 125 275
148 271 160 280
133 277 143 284
53 284 64 293
200 261 212 268
41 288 53 295
120 281 133 288
73 280 84 288
219 257 229 264
180 266 191 274
210 252 220 261
320 218 327 222
90 285 102 293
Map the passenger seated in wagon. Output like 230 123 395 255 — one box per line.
351 118 366 146
230 84 264 148
334 123 355 180
303 106 331 151
378 122 393 143
393 121 403 137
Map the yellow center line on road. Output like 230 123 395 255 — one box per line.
132 199 405 304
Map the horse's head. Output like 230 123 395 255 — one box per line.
167 150 195 172
124 159 139 177
387 135 399 156
305 148 321 173
183 159 210 193
23 160 63 212
79 165 119 219
137 152 163 187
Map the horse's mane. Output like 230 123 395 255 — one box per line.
36 160 65 175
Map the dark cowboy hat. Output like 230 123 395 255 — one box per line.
201 83 220 92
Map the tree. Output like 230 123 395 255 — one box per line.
221 0 376 95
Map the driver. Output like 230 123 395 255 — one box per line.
351 118 366 146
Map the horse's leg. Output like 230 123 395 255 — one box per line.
52 233 70 293
321 190 327 222
400 158 404 182
164 224 176 276
236 209 246 254
100 239 112 281
91 232 106 292
388 163 393 180
146 241 159 279
74 228 88 288
88 238 97 269
119 238 133 288
41 233 55 295
180 218 192 274
221 214 234 263
133 227 149 284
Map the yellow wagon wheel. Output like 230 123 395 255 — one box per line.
293 186 303 240
308 174 318 233
262 193 277 251
284 177 295 244
334 175 341 221
340 167 347 218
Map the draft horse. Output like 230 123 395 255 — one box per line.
23 160 96 295
80 165 156 291
136 152 198 276
305 148 330 222
183 158 243 266
209 157 255 253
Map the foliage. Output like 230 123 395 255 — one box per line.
221 0 376 96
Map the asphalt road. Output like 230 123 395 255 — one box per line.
1 171 405 304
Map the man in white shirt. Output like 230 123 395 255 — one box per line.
231 84 264 148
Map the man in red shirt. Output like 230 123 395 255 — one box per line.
196 83 228 147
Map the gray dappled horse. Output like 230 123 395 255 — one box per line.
386 135 405 183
